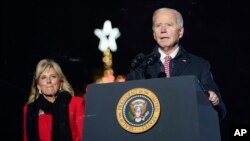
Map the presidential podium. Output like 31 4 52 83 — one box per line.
83 75 221 141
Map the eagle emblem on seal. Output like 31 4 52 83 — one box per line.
129 99 150 122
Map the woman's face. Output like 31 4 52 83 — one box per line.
37 67 62 96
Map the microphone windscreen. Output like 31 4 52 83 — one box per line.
130 53 145 69
146 52 160 65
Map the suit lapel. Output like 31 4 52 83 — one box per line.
172 57 190 76
171 47 191 76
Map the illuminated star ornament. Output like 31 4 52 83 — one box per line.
94 20 125 83
94 20 121 52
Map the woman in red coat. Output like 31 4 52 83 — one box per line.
23 59 85 141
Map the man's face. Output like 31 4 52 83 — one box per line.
153 11 184 49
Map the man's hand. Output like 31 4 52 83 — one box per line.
208 90 220 106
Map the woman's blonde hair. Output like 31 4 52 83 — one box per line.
27 59 74 104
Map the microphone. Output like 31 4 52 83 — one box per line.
139 52 160 79
130 53 145 69
145 52 160 65
128 52 160 80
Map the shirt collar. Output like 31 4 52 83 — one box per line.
158 47 179 63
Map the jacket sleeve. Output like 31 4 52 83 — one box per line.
70 97 85 141
200 61 227 119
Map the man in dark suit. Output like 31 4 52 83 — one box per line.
126 7 226 119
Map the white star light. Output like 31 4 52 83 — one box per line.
94 20 121 52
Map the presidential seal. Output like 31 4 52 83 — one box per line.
116 88 160 133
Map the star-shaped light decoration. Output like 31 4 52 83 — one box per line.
94 20 121 52
93 20 125 83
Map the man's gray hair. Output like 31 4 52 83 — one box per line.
152 7 184 28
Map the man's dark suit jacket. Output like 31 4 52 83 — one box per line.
126 46 226 119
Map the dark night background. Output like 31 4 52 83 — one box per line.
1 0 249 140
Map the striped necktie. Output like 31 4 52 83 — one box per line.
164 55 172 77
